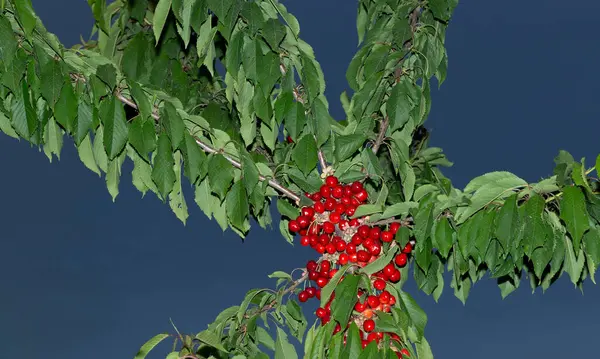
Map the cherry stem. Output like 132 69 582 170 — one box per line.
115 93 301 203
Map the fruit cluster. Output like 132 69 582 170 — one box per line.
288 175 415 357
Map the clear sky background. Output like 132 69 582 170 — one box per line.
2 1 600 358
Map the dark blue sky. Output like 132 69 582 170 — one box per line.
2 1 600 358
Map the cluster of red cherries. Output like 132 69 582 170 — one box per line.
288 175 415 358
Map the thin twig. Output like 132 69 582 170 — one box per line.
115 93 300 203
317 149 327 172
371 116 389 155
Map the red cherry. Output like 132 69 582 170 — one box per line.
355 189 368 202
306 287 316 298
316 307 327 318
320 260 331 272
318 234 330 245
369 227 381 239
390 222 401 234
288 220 300 233
329 212 341 224
340 196 351 205
329 269 338 278
325 176 339 187
363 319 375 333
346 243 357 254
286 135 294 143
323 222 335 234
361 339 368 349
297 215 310 228
312 192 322 201
389 294 396 305
368 241 382 256
395 253 408 267
332 185 344 198
349 253 358 262
316 277 328 288
319 185 331 198
324 198 336 211
345 205 357 217
389 268 401 283
333 203 346 215
373 279 386 291
307 260 318 272
383 263 395 278
351 181 363 193
301 207 315 218
349 218 360 227
379 291 391 304
351 234 363 246
338 253 349 265
366 332 380 343
333 323 342 334
343 186 353 198
315 243 326 254
400 348 410 357
316 289 321 300
367 295 380 308
326 243 336 254
339 219 349 230
308 271 319 281
357 250 371 262
381 230 394 242
335 240 347 252
298 290 309 302
358 225 370 238
300 236 310 246
403 242 413 253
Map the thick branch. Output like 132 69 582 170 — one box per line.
371 116 389 155
115 93 300 203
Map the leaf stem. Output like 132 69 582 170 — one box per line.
115 93 301 203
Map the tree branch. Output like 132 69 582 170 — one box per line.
371 115 389 155
115 93 301 204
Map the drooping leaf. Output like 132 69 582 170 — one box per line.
133 333 170 359
274 326 298 359
331 274 360 326
100 97 129 160
293 134 318 175
208 154 234 200
151 133 176 199
335 134 366 162
560 186 590 252
152 0 172 43
226 181 249 232
40 59 64 107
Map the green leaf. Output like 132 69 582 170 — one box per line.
207 0 233 19
334 134 366 162
397 291 428 340
331 274 360 325
262 18 286 49
341 323 362 359
560 186 590 252
169 151 189 224
100 97 129 159
74 96 94 146
310 98 332 147
583 226 600 270
208 154 234 200
43 117 63 162
153 0 172 44
11 81 37 139
106 152 125 201
416 337 434 359
274 326 298 359
293 134 318 175
387 79 412 132
352 204 383 218
54 78 77 131
320 264 350 307
196 330 228 352
564 236 585 285
277 199 300 219
13 0 36 37
129 117 157 157
226 181 249 232
0 15 17 62
195 179 213 219
122 33 153 83
180 132 207 184
361 245 398 276
494 193 519 252
433 217 454 258
596 154 600 180
0 111 18 139
40 59 64 107
96 64 117 90
133 333 170 359
151 133 176 198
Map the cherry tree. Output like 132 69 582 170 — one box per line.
1 0 599 358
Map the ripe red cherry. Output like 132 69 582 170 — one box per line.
340 197 351 205
301 207 315 218
315 307 327 318
349 218 360 227
321 185 332 198
368 241 382 256
331 185 343 198
333 323 342 334
379 290 391 304
324 198 336 211
395 253 408 267
307 260 318 272
357 250 371 262
297 215 310 228
400 348 410 357
367 295 380 308
306 287 317 298
389 268 401 283
351 181 363 193
373 279 386 291
321 260 331 272
383 263 395 278
335 240 347 252
403 242 413 253
366 332 379 343
323 221 335 234
308 271 319 281
351 234 363 245
300 236 310 246
363 319 375 333
312 192 322 201
346 243 357 254
333 203 346 215
314 202 325 213
286 135 294 143
298 290 309 302
316 277 328 288
343 186 353 198
355 189 368 202
288 220 300 233
338 253 349 265
358 225 370 238
381 230 394 242
325 175 339 186
329 212 341 224
328 269 338 278
338 219 349 230
390 222 401 234
316 289 321 300
369 227 381 239
315 243 326 254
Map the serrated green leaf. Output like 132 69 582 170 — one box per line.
352 204 383 218
331 274 360 326
129 117 156 157
106 151 125 201
133 333 170 359
276 199 299 219
195 179 213 219
293 134 318 175
54 78 77 132
96 63 117 90
564 236 585 285
361 245 398 276
341 323 362 359
433 217 453 258
494 193 519 252
560 186 590 252
226 180 249 232
153 0 172 43
262 18 286 49
11 81 37 139
169 151 189 224
334 134 366 162
196 330 228 352
40 59 64 107
100 97 128 159
180 132 206 184
208 154 234 200
320 264 350 307
13 0 36 37
151 133 176 198
275 326 298 359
